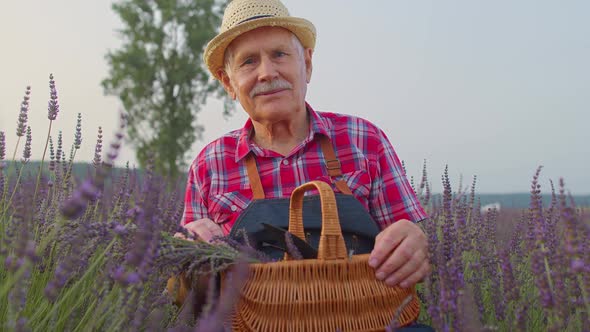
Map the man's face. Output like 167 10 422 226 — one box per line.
220 27 313 123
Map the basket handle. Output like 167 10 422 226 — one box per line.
288 181 348 260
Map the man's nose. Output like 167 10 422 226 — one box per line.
257 56 278 81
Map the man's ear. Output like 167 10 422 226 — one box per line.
219 69 236 100
304 48 313 83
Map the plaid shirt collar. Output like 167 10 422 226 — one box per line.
235 102 331 162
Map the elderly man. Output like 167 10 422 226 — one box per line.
180 0 430 307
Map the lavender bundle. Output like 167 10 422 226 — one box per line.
157 233 268 279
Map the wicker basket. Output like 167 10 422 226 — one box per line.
224 181 420 332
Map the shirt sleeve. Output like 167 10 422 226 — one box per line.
368 127 428 228
181 156 210 226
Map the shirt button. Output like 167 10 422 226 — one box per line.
231 205 238 212
215 194 221 198
283 159 289 165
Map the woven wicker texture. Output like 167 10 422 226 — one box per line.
221 0 290 31
227 181 420 331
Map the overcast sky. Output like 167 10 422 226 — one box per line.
1 0 588 194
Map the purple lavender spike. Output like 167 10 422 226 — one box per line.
48 136 55 172
499 249 519 304
78 178 100 202
15 317 27 332
0 131 5 161
113 224 127 236
528 166 554 312
102 111 126 168
93 126 103 167
0 131 5 192
59 190 88 219
16 86 31 137
195 258 249 332
21 126 32 163
515 303 529 331
125 272 141 285
56 131 63 164
47 74 59 120
74 113 82 149
50 222 98 287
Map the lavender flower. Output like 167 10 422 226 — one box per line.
67 147 74 166
570 258 584 272
0 131 6 192
559 179 584 262
74 113 82 149
103 111 126 167
284 231 303 260
16 86 31 137
113 223 127 236
4 256 25 272
440 167 464 325
15 317 28 332
44 263 70 301
21 126 32 163
114 192 160 287
61 150 68 180
93 126 103 167
499 249 519 304
557 178 590 322
0 131 5 160
469 261 486 324
422 209 441 326
59 178 101 219
78 178 100 201
44 221 106 301
195 258 249 332
60 192 87 220
528 166 554 311
441 166 455 263
508 212 526 267
411 160 431 207
454 196 470 254
0 131 5 192
419 160 428 193
48 136 55 172
47 73 59 120
4 191 37 325
515 303 529 331
386 295 415 331
490 258 505 321
56 131 63 164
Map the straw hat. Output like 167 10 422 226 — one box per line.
204 0 316 80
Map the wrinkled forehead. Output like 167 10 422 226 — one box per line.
225 26 301 58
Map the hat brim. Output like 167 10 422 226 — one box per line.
204 17 316 81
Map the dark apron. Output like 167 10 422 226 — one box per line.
228 135 380 260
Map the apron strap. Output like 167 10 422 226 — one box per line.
319 135 353 195
244 135 354 199
245 153 266 199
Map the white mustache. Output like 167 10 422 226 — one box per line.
250 80 292 98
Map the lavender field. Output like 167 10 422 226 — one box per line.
1 77 589 331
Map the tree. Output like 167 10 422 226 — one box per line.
102 0 232 178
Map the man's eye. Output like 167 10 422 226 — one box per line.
241 58 254 66
275 51 286 57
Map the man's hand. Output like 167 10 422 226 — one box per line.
174 218 223 243
169 218 221 307
368 219 430 288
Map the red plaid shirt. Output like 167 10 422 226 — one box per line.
182 103 427 235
